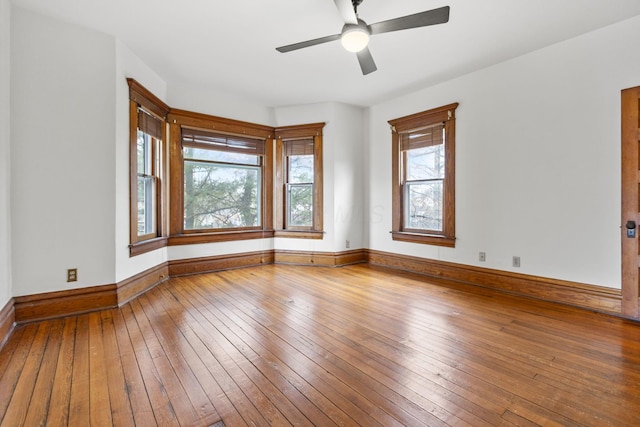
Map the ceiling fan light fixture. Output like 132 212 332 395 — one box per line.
341 25 370 52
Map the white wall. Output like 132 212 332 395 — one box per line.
368 16 640 288
0 0 11 308
11 7 116 296
168 81 275 126
329 103 365 252
114 40 169 282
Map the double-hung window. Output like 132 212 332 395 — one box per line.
167 109 274 243
275 123 324 238
128 79 169 256
136 114 160 236
285 139 314 228
182 129 263 230
390 103 458 247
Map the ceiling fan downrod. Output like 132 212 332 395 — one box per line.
352 0 364 13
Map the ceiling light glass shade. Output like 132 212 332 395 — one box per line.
341 28 370 52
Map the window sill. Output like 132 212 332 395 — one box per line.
391 231 455 247
168 229 275 245
274 230 324 239
129 237 168 257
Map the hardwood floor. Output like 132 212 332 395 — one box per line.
1 264 640 426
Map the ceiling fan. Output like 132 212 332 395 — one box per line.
276 0 450 75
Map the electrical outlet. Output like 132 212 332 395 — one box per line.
479 252 486 262
67 268 77 282
512 256 521 268
346 240 350 248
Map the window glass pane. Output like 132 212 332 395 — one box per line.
287 183 313 227
137 175 155 236
184 160 261 230
137 131 151 174
288 155 314 184
184 147 259 166
406 144 444 181
405 181 443 231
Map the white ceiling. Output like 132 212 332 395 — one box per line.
11 0 640 107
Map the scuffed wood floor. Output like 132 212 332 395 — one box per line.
1 263 640 426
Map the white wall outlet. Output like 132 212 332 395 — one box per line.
512 256 521 268
479 252 486 262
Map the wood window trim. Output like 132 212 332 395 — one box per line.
128 79 170 256
168 109 275 244
274 123 324 238
389 103 458 247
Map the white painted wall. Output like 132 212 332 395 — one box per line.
168 81 275 126
0 0 12 308
11 7 116 296
114 40 169 282
329 103 365 252
368 16 640 288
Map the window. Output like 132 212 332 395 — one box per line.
182 129 263 230
275 123 324 238
389 103 458 247
168 109 274 244
128 79 169 256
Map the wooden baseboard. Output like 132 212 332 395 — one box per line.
367 249 622 315
275 249 367 267
168 250 275 277
7 247 623 327
117 263 169 305
0 298 15 350
14 284 118 324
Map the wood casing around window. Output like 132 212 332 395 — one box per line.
274 123 324 237
167 109 275 243
389 103 458 247
127 79 170 256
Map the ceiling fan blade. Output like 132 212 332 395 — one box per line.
276 34 341 53
369 6 450 35
356 47 377 75
333 0 358 24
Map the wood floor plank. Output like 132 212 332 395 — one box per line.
2 263 640 426
192 273 458 426
2 322 52 426
111 307 158 427
0 326 26 381
120 303 180 426
22 319 65 427
159 284 294 427
99 310 135 426
152 287 271 427
135 292 221 426
209 268 497 424
165 279 341 427
0 324 35 423
68 314 90 426
45 316 76 426
88 311 114 426
172 276 389 427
